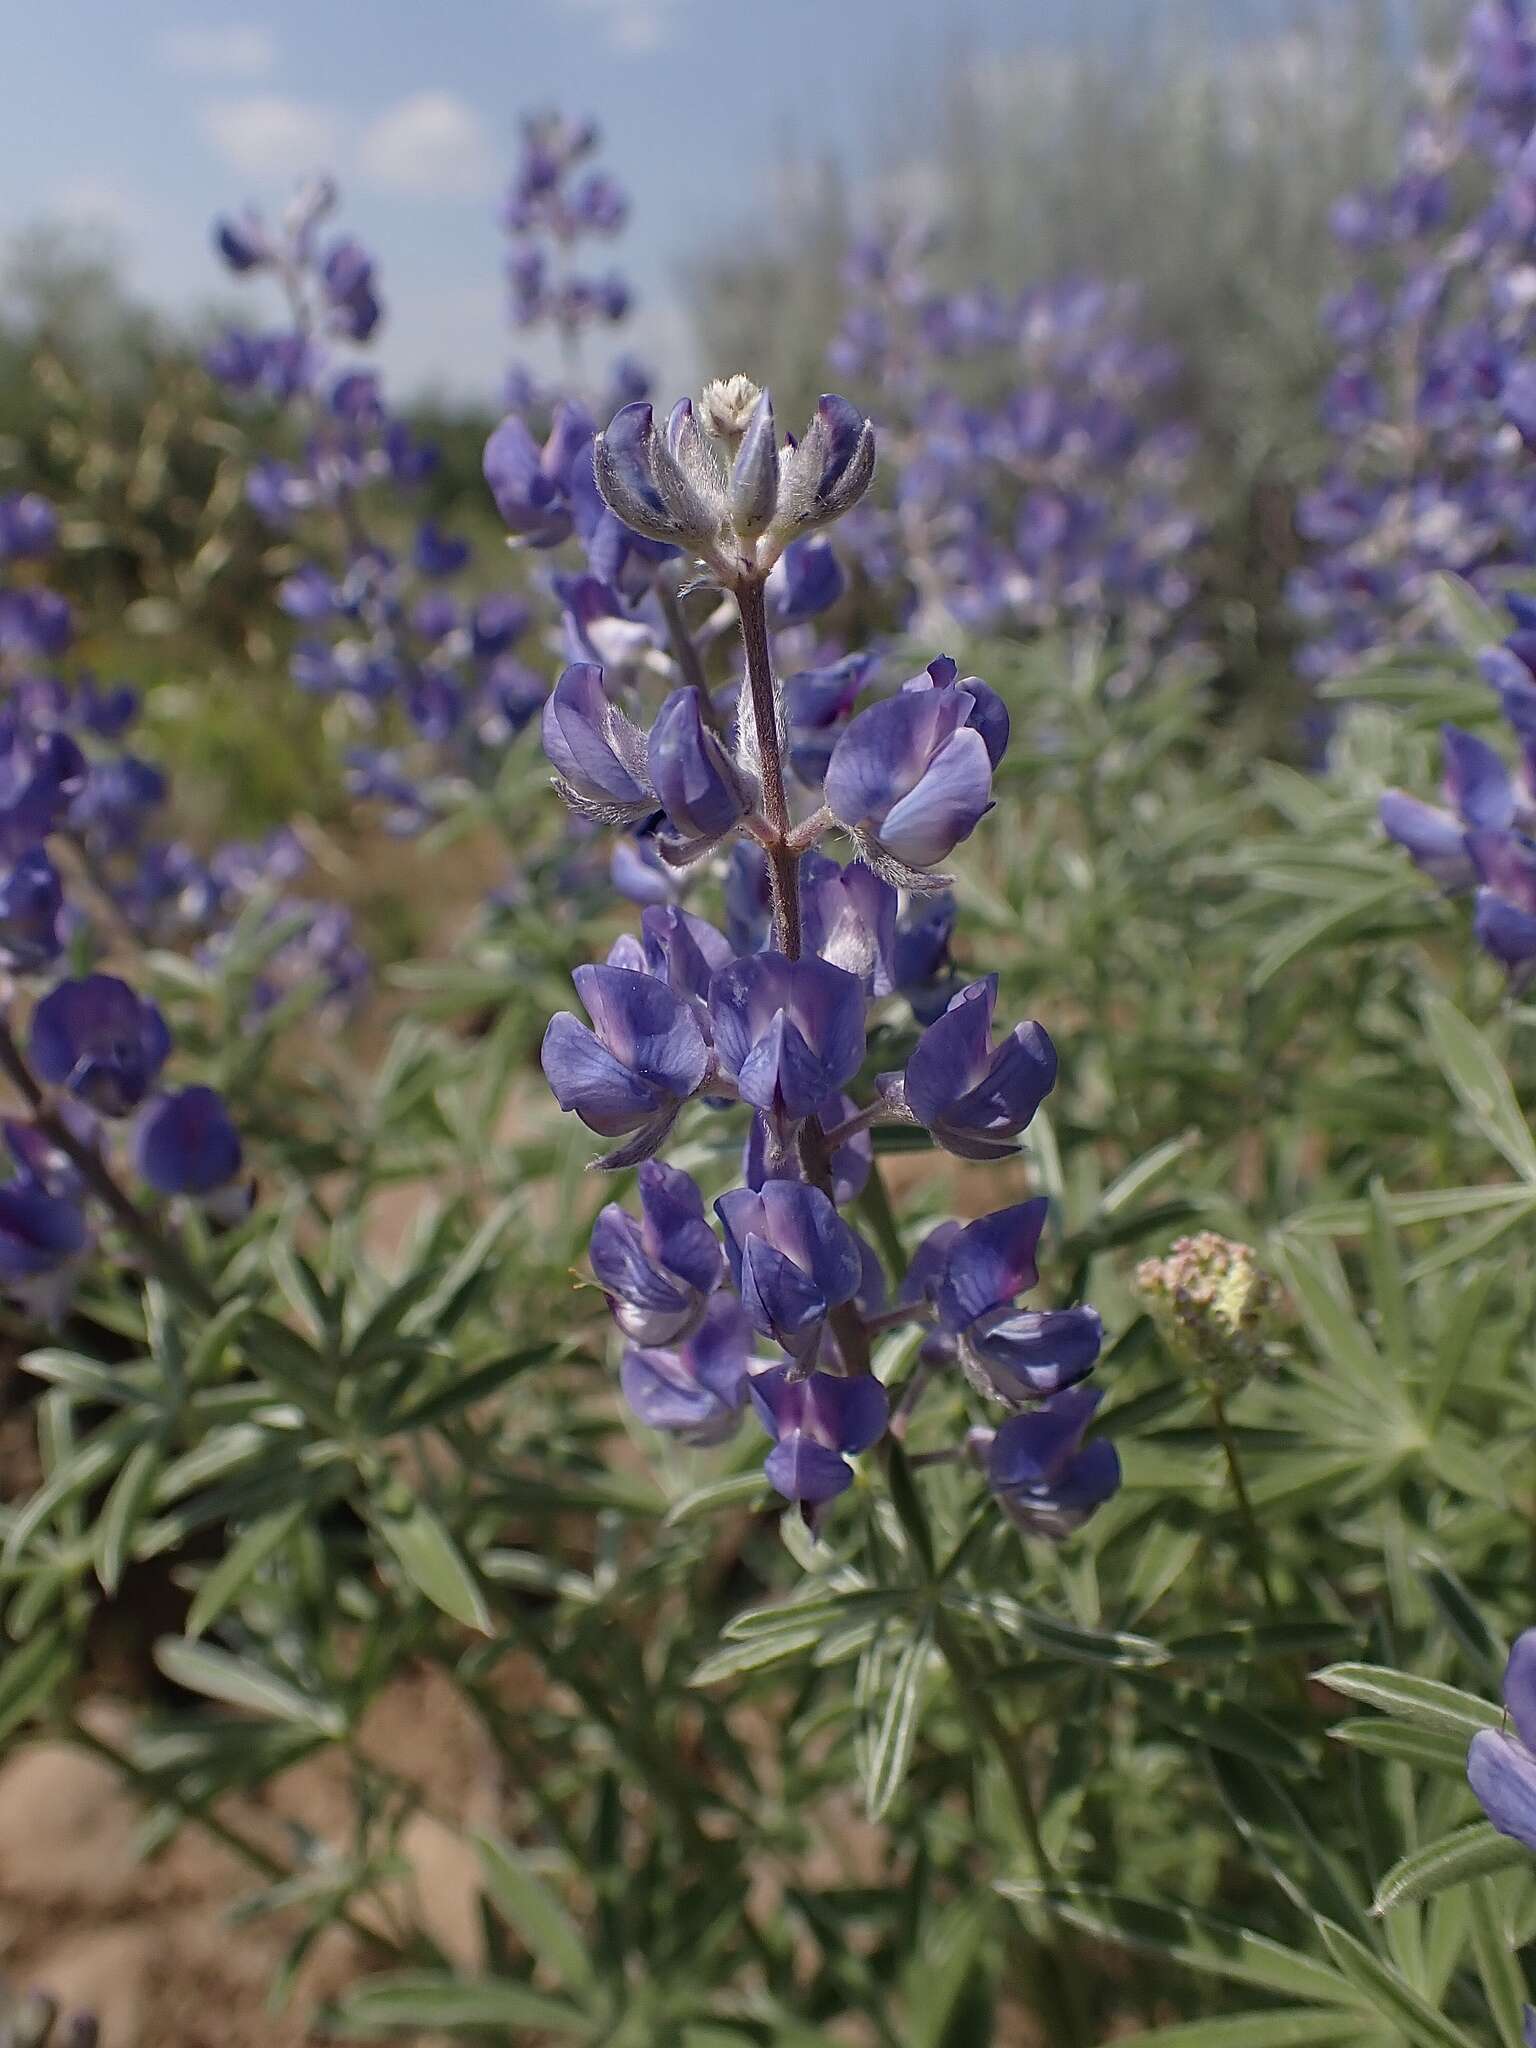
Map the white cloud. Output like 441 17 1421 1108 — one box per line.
556 0 687 57
46 177 155 244
157 24 277 79
357 92 498 200
196 96 345 183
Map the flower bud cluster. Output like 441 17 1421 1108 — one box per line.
497 376 1120 1535
1136 1232 1282 1396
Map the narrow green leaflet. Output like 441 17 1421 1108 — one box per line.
186 1503 310 1640
475 1835 593 1990
864 1625 932 1820
1373 1823 1530 1912
0 1625 74 1744
1421 992 1536 1182
330 1973 585 2035
1314 1918 1484 2048
95 1438 165 1595
1471 1877 1531 2048
371 1497 492 1635
152 1638 345 1737
1329 1721 1471 1777
663 1471 773 1524
1317 1663 1501 1738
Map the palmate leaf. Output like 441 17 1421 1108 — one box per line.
1374 1823 1530 1912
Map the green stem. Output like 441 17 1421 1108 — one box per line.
1208 1384 1279 1619
934 1617 1088 2048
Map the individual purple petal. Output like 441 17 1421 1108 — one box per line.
540 1014 668 1135
877 728 995 867
964 1305 1105 1404
708 953 865 1121
571 963 711 1096
1505 1630 1536 1754
935 1199 1051 1333
541 662 653 812
1380 792 1475 888
764 1436 857 1503
647 687 754 846
804 1370 889 1455
1469 1729 1536 1850
1442 725 1515 831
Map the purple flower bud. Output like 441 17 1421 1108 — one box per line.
729 390 781 539
413 521 472 580
894 976 1057 1160
1442 724 1516 830
621 1290 751 1447
541 963 710 1168
213 211 270 272
647 688 755 852
136 1087 243 1197
749 1363 888 1502
540 663 656 823
823 661 1006 884
30 975 172 1117
484 404 595 548
709 952 865 1124
770 394 877 547
593 402 722 553
1469 1631 1536 1850
590 1159 723 1345
0 849 65 972
634 903 735 1023
979 1386 1121 1538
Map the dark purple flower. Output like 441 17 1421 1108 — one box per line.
646 687 755 854
823 659 1007 883
214 211 270 272
977 1386 1121 1538
799 855 897 992
621 903 735 1024
709 952 865 1123
135 1087 243 1197
483 402 595 548
0 1179 88 1321
717 1179 863 1362
749 1363 888 1502
413 521 472 580
621 1290 751 1447
0 493 59 561
541 963 710 1168
1380 791 1476 889
767 537 844 627
540 662 656 823
933 1198 1103 1407
891 976 1057 1160
1468 1630 1536 1849
30 975 172 1116
0 849 64 971
589 1158 723 1345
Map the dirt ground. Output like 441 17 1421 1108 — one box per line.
0 1668 498 2048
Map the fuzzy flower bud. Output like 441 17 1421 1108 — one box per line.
699 373 764 446
1136 1233 1281 1394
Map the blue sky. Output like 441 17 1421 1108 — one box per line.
4 0 1349 400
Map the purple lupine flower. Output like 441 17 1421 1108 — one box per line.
646 687 756 856
483 403 595 548
887 975 1057 1160
621 1289 751 1447
589 1159 724 1345
0 1179 89 1322
619 903 735 1028
749 1364 888 1502
135 1087 244 1197
412 521 472 580
786 654 871 787
30 976 172 1117
0 493 59 561
767 537 844 626
541 963 710 1168
932 1198 1103 1407
973 1386 1121 1538
1468 1630 1536 1850
1379 791 1477 889
0 849 64 971
708 952 865 1124
540 662 656 823
716 1179 863 1362
822 659 1008 885
799 855 897 992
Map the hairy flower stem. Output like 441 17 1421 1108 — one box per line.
0 1018 218 1316
735 576 801 959
934 1616 1088 2048
657 568 710 697
1208 1385 1279 1621
734 574 871 1376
